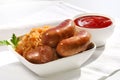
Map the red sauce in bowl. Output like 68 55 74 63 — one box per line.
74 15 112 28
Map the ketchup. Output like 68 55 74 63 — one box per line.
74 15 112 28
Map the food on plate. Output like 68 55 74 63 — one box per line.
15 26 50 56
42 19 75 47
57 30 91 57
24 45 57 64
0 19 93 64
74 15 112 28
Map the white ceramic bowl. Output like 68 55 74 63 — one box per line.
73 13 115 47
7 20 96 76
8 42 96 77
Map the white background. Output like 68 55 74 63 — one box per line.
64 0 120 19
0 0 120 80
0 0 119 18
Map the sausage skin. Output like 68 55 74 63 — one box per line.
56 30 91 57
24 45 56 64
42 19 75 47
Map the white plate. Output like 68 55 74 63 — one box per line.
5 17 96 76
8 41 96 76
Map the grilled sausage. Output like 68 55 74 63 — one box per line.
24 45 57 64
42 19 75 47
56 30 91 57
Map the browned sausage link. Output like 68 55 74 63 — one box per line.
24 45 57 64
56 30 91 57
42 19 75 47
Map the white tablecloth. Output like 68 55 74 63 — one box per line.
0 1 120 80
